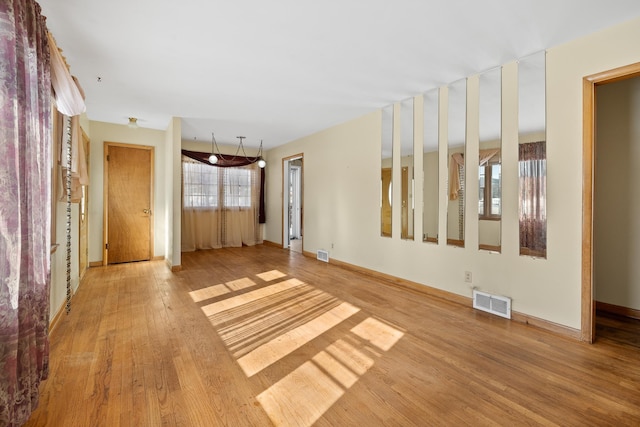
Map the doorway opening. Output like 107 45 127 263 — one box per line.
283 154 303 253
582 62 640 342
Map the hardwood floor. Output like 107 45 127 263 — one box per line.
596 311 640 349
26 245 640 426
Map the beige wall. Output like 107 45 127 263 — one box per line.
49 113 90 321
478 221 500 247
55 16 640 329
87 121 168 263
51 117 181 319
595 77 640 310
50 203 79 321
264 16 640 330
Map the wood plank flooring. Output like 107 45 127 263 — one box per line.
25 245 640 426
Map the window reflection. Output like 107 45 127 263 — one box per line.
478 67 502 252
400 98 414 240
447 79 467 247
518 51 546 258
423 89 439 243
381 105 393 237
519 141 546 257
479 163 501 219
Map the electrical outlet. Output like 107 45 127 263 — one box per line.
464 271 472 283
331 243 334 249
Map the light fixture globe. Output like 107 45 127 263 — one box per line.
209 132 219 164
255 139 266 168
208 133 264 167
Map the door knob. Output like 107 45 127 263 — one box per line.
143 208 151 214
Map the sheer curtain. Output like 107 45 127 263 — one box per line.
49 31 88 202
0 1 52 425
519 141 547 257
182 156 263 251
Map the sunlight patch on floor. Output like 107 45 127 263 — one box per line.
312 347 361 388
257 361 343 427
324 338 375 376
237 302 360 377
193 269 405 426
216 287 341 358
201 278 304 317
351 317 405 351
257 317 404 427
226 277 257 291
256 270 287 282
189 284 231 303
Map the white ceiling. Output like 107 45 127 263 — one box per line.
39 0 640 150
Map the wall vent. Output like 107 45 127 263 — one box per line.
473 289 511 319
317 250 329 263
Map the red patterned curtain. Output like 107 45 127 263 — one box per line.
519 141 547 257
0 1 52 425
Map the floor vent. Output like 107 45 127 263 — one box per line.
473 289 511 319
317 250 329 263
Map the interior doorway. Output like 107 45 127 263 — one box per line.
582 62 640 342
283 154 303 253
103 142 154 265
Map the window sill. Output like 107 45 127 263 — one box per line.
479 216 501 221
520 247 546 258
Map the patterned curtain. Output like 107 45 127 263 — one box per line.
0 1 53 426
519 141 547 257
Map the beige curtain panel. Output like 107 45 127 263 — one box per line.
181 157 263 251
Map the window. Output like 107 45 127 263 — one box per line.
182 158 252 209
183 161 218 208
478 163 501 219
224 168 252 208
181 155 262 250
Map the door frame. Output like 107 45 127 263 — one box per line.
282 153 304 249
103 141 154 265
581 61 640 342
290 164 302 239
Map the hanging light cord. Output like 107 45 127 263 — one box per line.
212 134 247 161
210 133 265 166
234 136 248 158
211 132 219 156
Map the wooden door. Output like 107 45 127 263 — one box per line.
381 168 392 237
104 143 153 264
